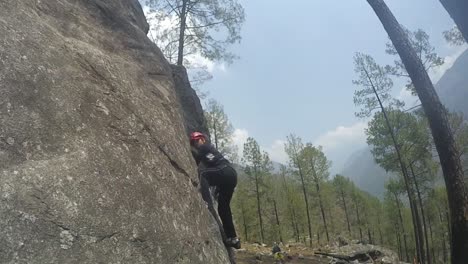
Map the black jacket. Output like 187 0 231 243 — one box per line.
191 142 229 168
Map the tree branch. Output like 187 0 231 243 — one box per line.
389 72 410 78
187 17 239 29
164 0 182 17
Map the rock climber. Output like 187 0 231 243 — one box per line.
189 131 241 249
272 242 281 255
272 242 285 264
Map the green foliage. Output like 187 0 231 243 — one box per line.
241 137 273 243
351 28 452 263
145 0 245 64
366 109 432 173
385 178 405 197
333 174 352 190
385 28 444 95
332 175 354 235
243 137 262 168
299 144 332 242
450 112 468 179
443 25 466 46
284 134 305 169
300 144 331 183
243 138 272 176
450 112 468 158
204 99 237 161
232 178 257 241
242 138 273 200
229 133 450 262
352 53 402 118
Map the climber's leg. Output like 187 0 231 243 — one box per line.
218 185 236 237
216 166 240 248
200 166 240 248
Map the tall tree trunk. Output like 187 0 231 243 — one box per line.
177 0 188 65
377 215 384 245
273 199 283 243
395 193 410 262
367 225 373 244
443 235 448 264
366 1 468 262
288 203 299 242
289 210 296 241
428 215 436 263
327 206 335 236
409 186 425 264
362 208 372 244
313 176 329 243
439 0 468 42
280 171 299 242
213 121 218 149
319 194 330 243
254 167 265 243
363 209 373 244
354 195 364 242
294 214 300 242
317 229 321 245
410 165 431 264
292 209 299 242
445 208 452 250
341 190 352 236
438 206 450 262
300 225 306 244
297 162 313 247
363 64 425 262
397 231 403 261
241 201 249 241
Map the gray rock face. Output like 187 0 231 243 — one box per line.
0 0 229 263
171 65 209 136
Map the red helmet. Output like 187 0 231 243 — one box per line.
190 132 206 142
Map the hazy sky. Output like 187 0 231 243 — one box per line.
141 0 467 173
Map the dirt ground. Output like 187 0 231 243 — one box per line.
235 243 330 264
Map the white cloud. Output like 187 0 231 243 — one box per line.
430 44 468 83
230 129 288 164
264 140 288 164
232 123 368 172
314 122 368 174
314 122 368 152
397 86 419 107
232 128 249 158
185 53 227 74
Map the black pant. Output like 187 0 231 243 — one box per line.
200 165 237 238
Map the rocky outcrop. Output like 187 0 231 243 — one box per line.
0 0 229 263
316 243 402 264
171 65 209 136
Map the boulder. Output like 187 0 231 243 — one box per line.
0 0 228 263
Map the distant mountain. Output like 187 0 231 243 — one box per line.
340 148 393 198
271 161 285 173
436 49 468 116
341 49 468 197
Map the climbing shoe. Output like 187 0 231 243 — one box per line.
225 237 241 249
